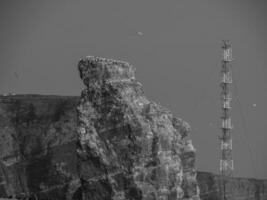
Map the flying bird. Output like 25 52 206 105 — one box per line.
14 72 19 79
137 31 143 36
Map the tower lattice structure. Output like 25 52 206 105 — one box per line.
220 40 234 199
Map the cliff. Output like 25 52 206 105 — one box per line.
197 172 267 200
0 56 199 200
0 57 266 200
0 95 267 200
76 56 199 200
0 95 80 199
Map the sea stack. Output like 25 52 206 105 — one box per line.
77 56 200 200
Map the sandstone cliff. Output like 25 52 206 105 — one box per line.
0 56 200 200
0 95 267 200
76 56 200 200
197 172 267 200
0 95 79 199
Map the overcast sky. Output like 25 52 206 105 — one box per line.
0 0 267 179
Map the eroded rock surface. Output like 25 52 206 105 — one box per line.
1 94 266 199
197 172 267 200
77 56 200 200
0 56 200 200
0 95 80 199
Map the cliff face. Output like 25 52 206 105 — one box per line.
1 56 267 200
197 172 267 200
0 95 267 200
77 56 200 200
0 95 80 199
0 56 200 200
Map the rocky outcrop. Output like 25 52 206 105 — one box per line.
0 95 80 199
0 56 200 200
197 171 267 200
1 95 267 200
77 56 200 200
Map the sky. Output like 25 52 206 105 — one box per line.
0 0 267 179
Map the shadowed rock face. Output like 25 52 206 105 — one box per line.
197 172 267 200
0 56 200 200
0 98 266 199
77 56 200 200
0 95 80 199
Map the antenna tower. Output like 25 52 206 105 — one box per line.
220 40 234 200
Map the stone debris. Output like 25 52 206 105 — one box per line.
77 56 200 200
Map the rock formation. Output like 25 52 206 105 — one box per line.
0 97 267 199
197 172 267 200
77 56 200 200
0 95 79 199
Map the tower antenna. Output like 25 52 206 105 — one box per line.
220 40 234 200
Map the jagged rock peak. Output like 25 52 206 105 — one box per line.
78 56 135 86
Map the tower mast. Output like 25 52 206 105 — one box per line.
220 40 234 200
